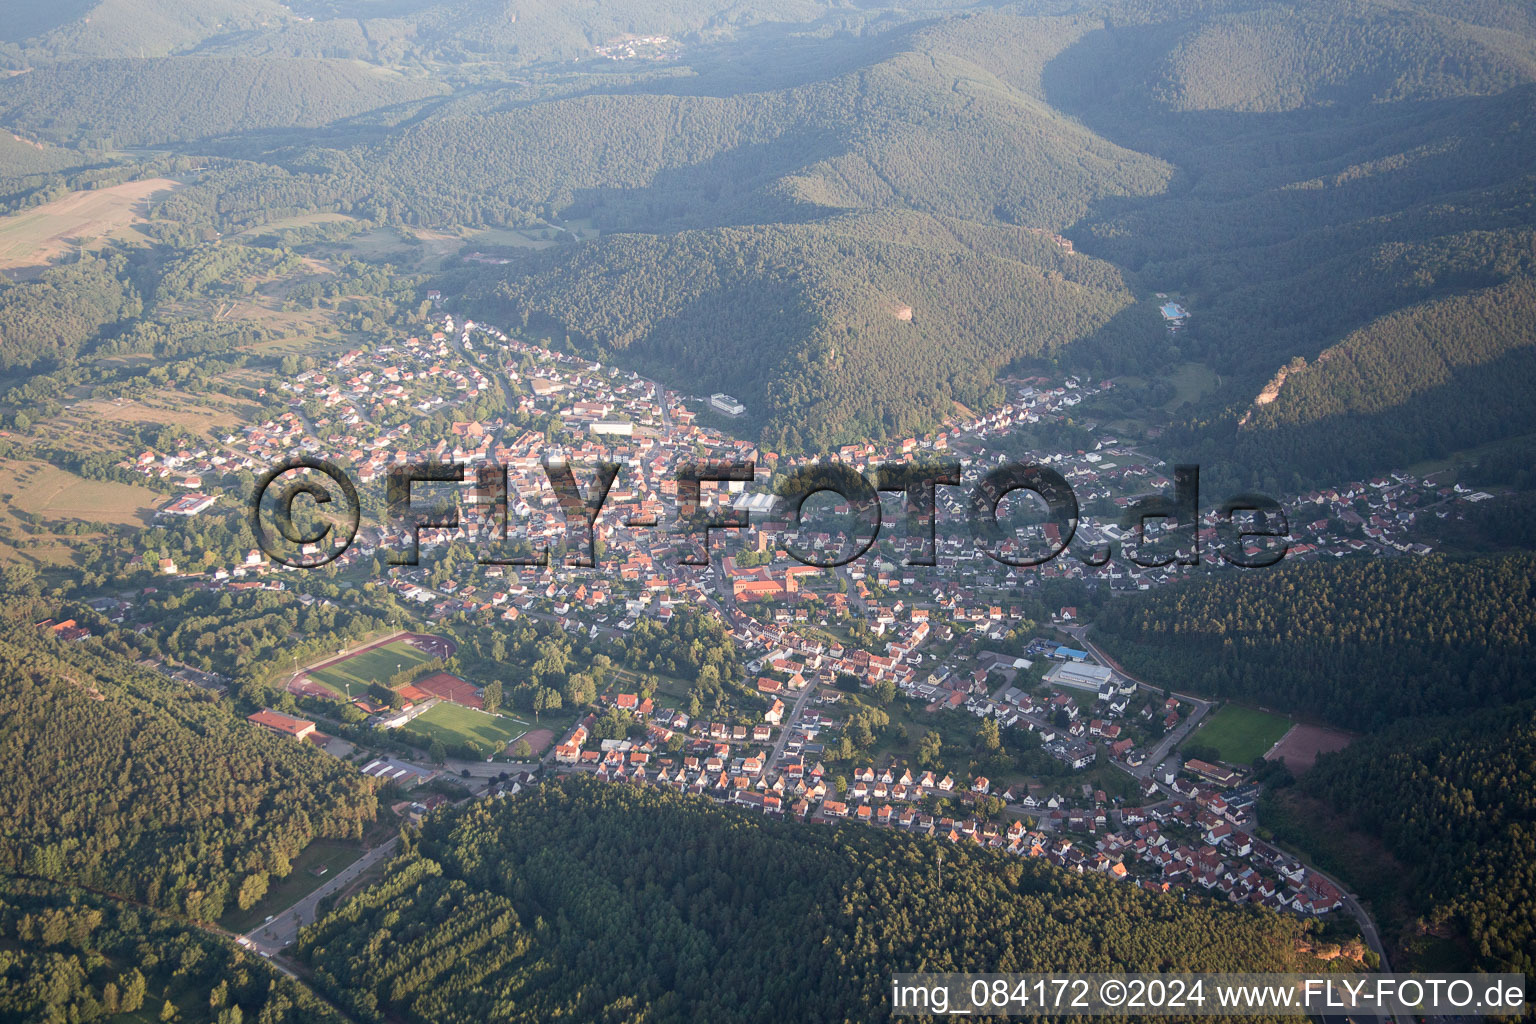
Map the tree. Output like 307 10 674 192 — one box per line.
533 686 562 720
429 740 447 764
483 679 503 715
513 738 533 758
976 717 1002 754
566 672 596 706
119 976 145 1013
917 730 945 771
236 873 269 911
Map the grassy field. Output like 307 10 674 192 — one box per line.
0 177 178 269
404 701 526 751
1192 704 1293 764
0 458 161 565
465 226 557 250
307 639 433 697
1163 360 1220 410
326 225 465 270
0 458 159 524
219 839 363 933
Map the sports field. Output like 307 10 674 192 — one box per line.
404 702 525 752
1267 722 1353 774
1191 705 1293 764
307 639 435 699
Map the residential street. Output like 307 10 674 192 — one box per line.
769 673 821 765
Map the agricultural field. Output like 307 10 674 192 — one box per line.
0 457 162 564
0 458 162 565
0 177 178 270
403 701 526 753
0 458 160 525
1190 704 1294 765
305 638 438 699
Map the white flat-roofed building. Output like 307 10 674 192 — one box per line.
1045 661 1115 691
733 492 781 515
710 393 746 417
590 420 634 436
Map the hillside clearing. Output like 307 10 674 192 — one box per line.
0 177 179 269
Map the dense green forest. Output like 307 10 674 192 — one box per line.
1045 10 1536 487
1283 700 1536 975
1226 277 1536 486
0 255 141 370
0 626 377 922
298 776 1323 1024
466 211 1137 448
0 876 348 1023
0 131 80 176
0 58 447 148
1141 2 1536 112
1092 553 1536 729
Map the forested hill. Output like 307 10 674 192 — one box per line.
298 775 1325 1024
1141 2 1536 112
1091 553 1536 730
0 0 291 61
0 58 448 148
464 212 1143 449
415 21 1171 450
1228 275 1536 485
0 626 378 921
0 876 350 1023
0 0 845 66
1046 4 1536 489
1290 700 1536 974
357 42 1171 233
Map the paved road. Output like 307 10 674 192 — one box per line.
769 678 821 765
453 329 520 416
431 755 542 778
243 836 399 955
